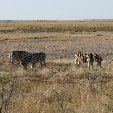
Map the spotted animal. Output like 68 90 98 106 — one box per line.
75 52 103 69
75 52 87 67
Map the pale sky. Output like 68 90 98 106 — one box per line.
0 0 113 20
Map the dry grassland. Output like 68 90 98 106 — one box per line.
0 21 113 113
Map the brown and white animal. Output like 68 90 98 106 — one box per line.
75 52 103 69
75 52 86 67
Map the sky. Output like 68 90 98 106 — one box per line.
0 0 113 20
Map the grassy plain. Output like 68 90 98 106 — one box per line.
0 21 113 113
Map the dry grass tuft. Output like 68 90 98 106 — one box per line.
0 58 113 113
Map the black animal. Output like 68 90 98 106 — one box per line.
9 51 31 65
21 52 46 71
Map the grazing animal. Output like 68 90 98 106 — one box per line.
75 52 83 67
75 52 103 69
86 53 95 69
9 51 31 65
21 52 46 71
75 52 87 67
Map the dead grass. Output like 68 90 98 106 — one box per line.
0 21 113 113
0 58 113 113
0 21 113 34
